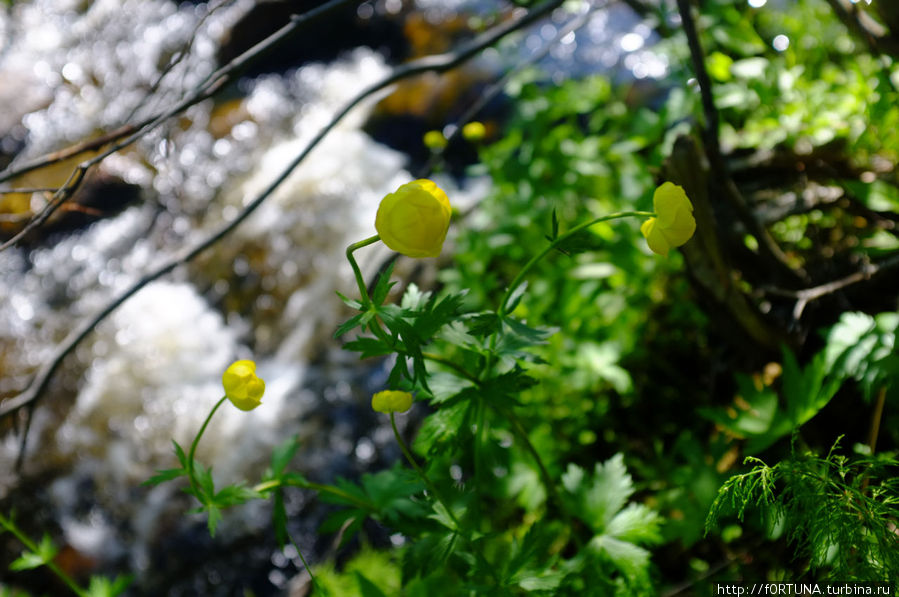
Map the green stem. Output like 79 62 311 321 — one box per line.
346 234 381 306
253 478 372 511
0 514 88 597
187 395 228 501
287 531 321 595
497 210 652 317
390 413 462 530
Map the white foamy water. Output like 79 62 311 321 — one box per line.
0 0 423 583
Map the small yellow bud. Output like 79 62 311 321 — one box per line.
461 121 486 142
640 182 696 256
371 390 413 414
375 179 451 258
222 360 265 411
423 130 448 150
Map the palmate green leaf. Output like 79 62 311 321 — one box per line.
824 311 898 401
562 454 634 533
414 398 475 455
401 530 460 581
587 535 651 581
464 311 500 337
604 503 662 545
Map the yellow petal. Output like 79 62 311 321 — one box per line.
372 390 414 414
222 360 265 411
375 179 451 258
641 217 671 256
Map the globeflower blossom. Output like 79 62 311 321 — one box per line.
222 360 265 411
375 179 451 258
640 182 696 256
372 390 413 414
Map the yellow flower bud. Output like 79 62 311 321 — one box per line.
375 179 451 258
222 360 265 411
640 182 696 256
371 390 413 414
423 130 448 150
461 121 486 142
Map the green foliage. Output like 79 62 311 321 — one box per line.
707 441 899 581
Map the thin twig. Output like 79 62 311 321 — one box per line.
3 0 566 467
762 253 899 320
0 0 355 251
675 0 805 283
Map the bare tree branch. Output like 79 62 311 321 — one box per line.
0 0 356 251
675 0 806 284
3 0 566 468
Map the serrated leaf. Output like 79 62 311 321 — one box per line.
553 228 603 255
334 313 365 338
173 440 188 468
505 281 528 314
193 464 216 503
335 290 362 310
587 534 651 580
270 435 301 478
214 484 260 507
86 574 133 597
401 283 430 310
465 312 500 337
414 399 474 455
563 454 634 532
143 467 186 486
10 534 57 571
9 551 47 571
355 571 390 597
371 261 397 306
605 503 662 544
343 336 394 359
207 504 222 537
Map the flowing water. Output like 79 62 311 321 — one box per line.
0 0 661 593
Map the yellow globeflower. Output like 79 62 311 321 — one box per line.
461 121 486 142
375 179 451 258
640 182 696 256
222 360 265 411
423 130 448 150
372 390 413 414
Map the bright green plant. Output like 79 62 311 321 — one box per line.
0 513 131 597
142 177 694 595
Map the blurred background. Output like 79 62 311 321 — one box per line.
0 0 896 594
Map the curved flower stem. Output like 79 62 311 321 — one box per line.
0 513 88 597
187 395 228 501
346 235 381 306
498 210 652 318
